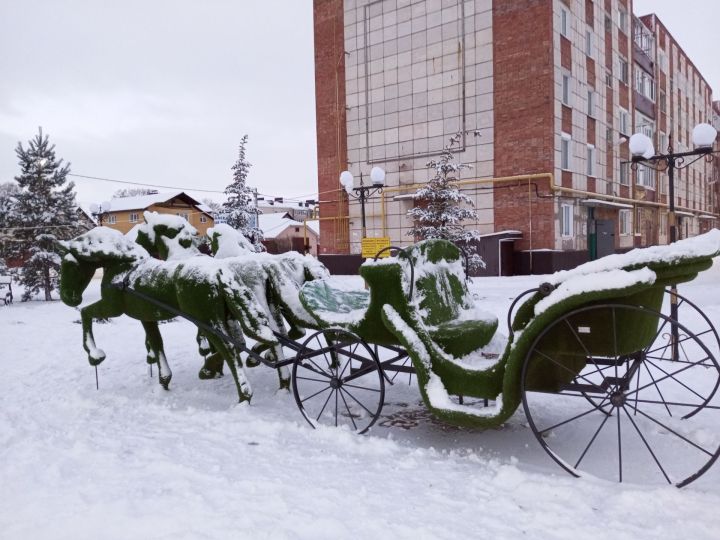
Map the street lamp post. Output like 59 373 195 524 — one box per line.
339 166 386 239
630 122 719 361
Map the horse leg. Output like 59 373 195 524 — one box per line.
141 321 172 390
197 329 224 379
266 297 291 391
80 300 121 366
206 325 252 403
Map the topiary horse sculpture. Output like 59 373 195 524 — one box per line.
196 224 327 383
59 227 280 402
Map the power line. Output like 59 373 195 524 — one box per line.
68 173 227 194
69 172 324 201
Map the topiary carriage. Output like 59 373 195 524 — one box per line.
59 219 720 487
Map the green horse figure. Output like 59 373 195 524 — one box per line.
59 227 280 402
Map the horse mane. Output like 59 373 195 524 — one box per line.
61 227 150 263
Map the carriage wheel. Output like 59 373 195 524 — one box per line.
292 328 385 434
521 304 720 487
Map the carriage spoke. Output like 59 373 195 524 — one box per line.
644 354 715 367
334 388 339 427
633 408 714 457
629 398 720 409
626 356 712 398
301 385 331 404
575 411 612 468
342 382 381 393
339 390 358 431
645 329 712 356
295 375 332 384
340 387 376 417
316 388 336 421
538 397 610 435
338 342 359 379
644 358 708 404
300 356 333 378
643 363 672 417
622 405 671 484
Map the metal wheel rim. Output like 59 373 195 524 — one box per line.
292 328 385 434
520 303 720 487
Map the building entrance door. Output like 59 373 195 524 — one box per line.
596 219 615 258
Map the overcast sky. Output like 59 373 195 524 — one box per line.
0 1 718 207
0 0 317 206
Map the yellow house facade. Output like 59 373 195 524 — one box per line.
101 191 214 236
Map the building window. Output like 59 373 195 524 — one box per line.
619 58 629 84
635 112 654 139
585 30 592 56
175 212 190 221
619 161 629 185
619 108 629 134
200 215 207 223
562 73 572 106
586 144 596 176
107 214 117 224
618 8 628 34
604 14 611 32
659 90 666 113
129 212 139 223
619 209 631 235
587 90 595 117
634 69 655 101
561 204 574 237
636 164 655 189
561 133 571 170
660 213 668 236
560 7 569 37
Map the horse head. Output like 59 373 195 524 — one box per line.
59 227 149 306
131 211 199 260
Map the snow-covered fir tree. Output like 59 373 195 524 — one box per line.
0 182 19 263
407 133 485 270
222 135 264 251
8 128 82 301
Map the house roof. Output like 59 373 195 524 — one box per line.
258 212 318 239
105 191 210 216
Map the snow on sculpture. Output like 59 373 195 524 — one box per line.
59 209 330 398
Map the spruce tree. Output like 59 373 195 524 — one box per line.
0 182 19 264
222 135 264 251
407 133 485 270
9 128 82 300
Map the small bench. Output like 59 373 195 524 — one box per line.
0 275 13 306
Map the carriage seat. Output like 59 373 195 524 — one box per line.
300 279 371 327
401 240 498 357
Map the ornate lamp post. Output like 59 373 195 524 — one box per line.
630 122 719 360
339 166 386 238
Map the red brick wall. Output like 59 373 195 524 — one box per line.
493 0 555 251
313 0 349 254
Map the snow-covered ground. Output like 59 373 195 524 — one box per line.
2 267 720 539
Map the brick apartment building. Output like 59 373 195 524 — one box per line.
313 0 718 274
